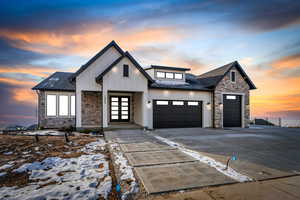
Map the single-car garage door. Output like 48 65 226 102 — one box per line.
223 94 242 127
153 100 202 129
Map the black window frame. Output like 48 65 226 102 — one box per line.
123 64 129 77
231 71 236 82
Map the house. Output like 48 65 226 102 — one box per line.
32 41 256 130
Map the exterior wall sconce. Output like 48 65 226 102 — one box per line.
163 90 169 96
112 67 118 72
219 103 223 109
206 102 211 110
146 100 152 109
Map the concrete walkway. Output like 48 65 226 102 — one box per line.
105 130 236 194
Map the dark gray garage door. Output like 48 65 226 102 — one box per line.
223 94 242 127
153 100 202 129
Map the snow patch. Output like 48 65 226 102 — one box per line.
110 143 138 200
0 164 13 171
154 135 252 182
23 130 64 136
0 172 6 177
3 151 13 155
80 139 106 153
0 139 112 199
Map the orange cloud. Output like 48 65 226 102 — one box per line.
0 77 36 86
11 88 37 105
271 53 300 70
0 66 56 77
0 26 186 56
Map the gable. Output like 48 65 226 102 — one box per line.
215 65 250 92
102 56 149 92
76 45 122 91
71 41 124 81
197 61 256 90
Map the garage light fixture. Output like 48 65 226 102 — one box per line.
219 103 223 109
147 101 152 109
206 102 211 110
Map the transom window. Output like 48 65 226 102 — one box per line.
174 73 183 79
156 71 183 80
172 101 184 105
156 101 168 105
156 71 165 78
166 72 174 79
188 101 199 106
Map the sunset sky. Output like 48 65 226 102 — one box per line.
0 0 300 126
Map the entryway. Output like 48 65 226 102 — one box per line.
223 94 242 127
110 96 130 122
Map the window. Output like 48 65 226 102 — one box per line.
59 95 69 116
166 72 174 79
226 95 236 100
172 101 184 105
231 71 236 82
123 64 129 77
47 95 57 116
188 101 198 106
71 95 75 116
156 71 165 78
156 101 168 105
174 73 183 79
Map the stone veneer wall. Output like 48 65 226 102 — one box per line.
38 91 75 129
81 91 102 127
214 66 250 128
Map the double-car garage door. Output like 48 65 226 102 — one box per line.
153 100 202 129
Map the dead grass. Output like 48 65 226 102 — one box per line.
0 134 98 188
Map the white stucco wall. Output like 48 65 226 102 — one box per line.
102 56 149 127
76 46 122 127
147 89 213 129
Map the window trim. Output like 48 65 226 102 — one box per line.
123 64 129 77
45 93 76 118
230 70 236 83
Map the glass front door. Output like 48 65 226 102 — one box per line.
110 96 130 122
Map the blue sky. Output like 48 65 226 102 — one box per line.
0 0 300 126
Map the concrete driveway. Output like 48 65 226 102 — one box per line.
152 126 300 180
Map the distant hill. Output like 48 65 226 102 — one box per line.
254 118 275 126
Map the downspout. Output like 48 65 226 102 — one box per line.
35 90 40 128
212 91 215 128
101 80 104 133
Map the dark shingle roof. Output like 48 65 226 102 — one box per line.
197 61 256 90
145 65 190 71
149 73 213 91
32 72 75 91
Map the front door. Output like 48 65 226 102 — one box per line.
110 96 130 122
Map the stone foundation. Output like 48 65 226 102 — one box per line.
81 91 102 127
